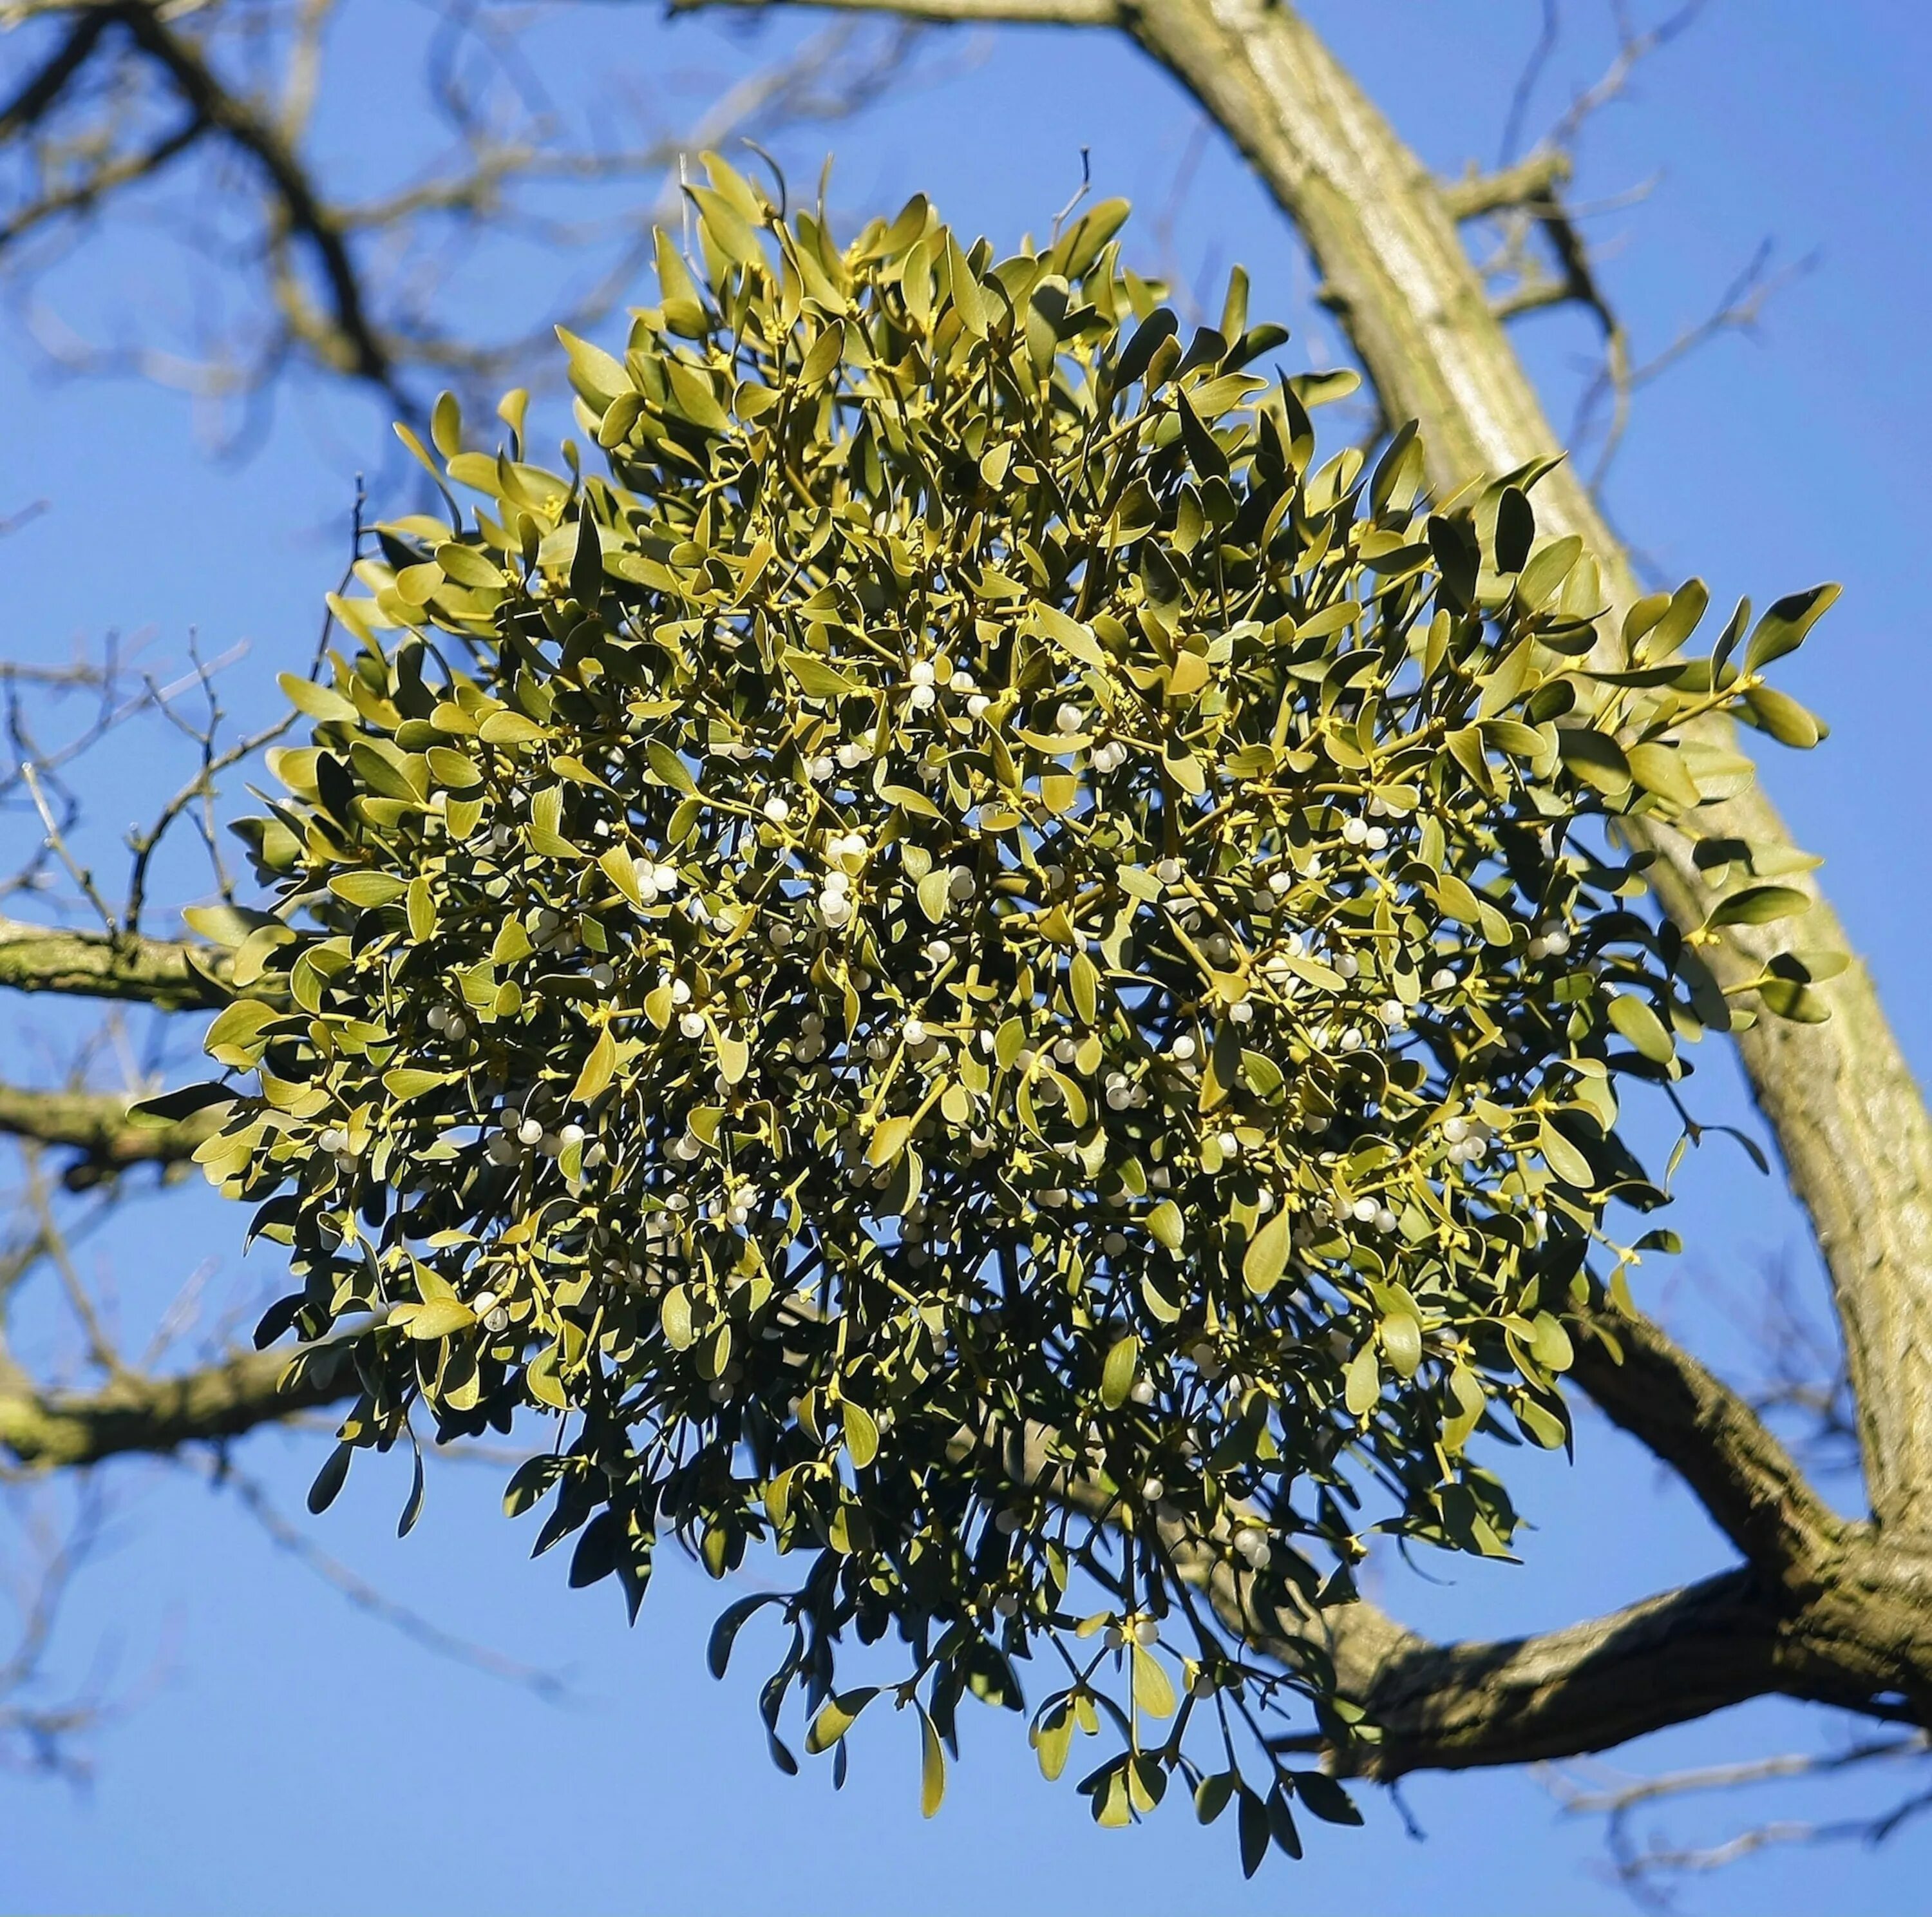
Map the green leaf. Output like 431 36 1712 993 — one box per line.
1745 583 1839 671
1707 883 1810 929
1195 1772 1235 1825
1101 1333 1139 1409
1242 1209 1291 1296
1645 577 1709 654
1609 993 1675 1064
1625 741 1700 808
1238 1786 1270 1878
1112 307 1179 388
1147 1200 1184 1252
1132 1644 1176 1718
945 231 988 338
916 868 951 923
426 746 484 790
182 904 279 948
646 740 697 794
867 1116 914 1167
1537 1117 1596 1190
1376 1305 1421 1378
1030 603 1107 672
1759 975 1831 1022
1069 950 1099 1025
556 325 631 408
688 184 765 270
706 1593 776 1678
805 1688 877 1754
714 1025 749 1085
1556 727 1631 795
307 1442 352 1516
129 1081 235 1126
842 1402 879 1470
1291 1771 1363 1826
1493 485 1534 574
478 709 549 748
278 673 359 727
781 648 861 699
406 875 435 944
398 1298 477 1340
572 1027 618 1102
1741 685 1822 749
1517 533 1582 606
1530 1310 1575 1372
382 1067 448 1105
329 871 407 908
920 1706 947 1817
205 998 278 1067
1343 1342 1380 1416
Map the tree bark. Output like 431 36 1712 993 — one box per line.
0 915 231 1007
0 1080 222 1186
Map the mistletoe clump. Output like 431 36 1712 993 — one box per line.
181 160 1834 1860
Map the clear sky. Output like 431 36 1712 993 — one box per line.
2 3 1929 1912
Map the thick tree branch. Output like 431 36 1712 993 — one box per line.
0 1332 361 1469
0 916 230 1007
1569 1309 1840 1573
0 1080 222 1186
1330 1571 1799 1779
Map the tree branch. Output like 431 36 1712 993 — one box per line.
0 1081 222 1187
0 916 231 1007
106 0 402 399
1439 149 1571 222
1569 1308 1840 1574
0 1331 362 1469
1329 1571 1798 1779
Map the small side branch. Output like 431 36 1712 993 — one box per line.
1439 149 1572 222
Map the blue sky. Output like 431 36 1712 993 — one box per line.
1 3 1929 1911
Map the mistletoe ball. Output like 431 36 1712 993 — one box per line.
189 162 1830 1844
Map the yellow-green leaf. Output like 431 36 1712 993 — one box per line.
1609 993 1674 1063
1242 1210 1291 1296
383 1067 447 1105
399 1298 476 1340
1101 1333 1138 1409
844 1402 879 1469
920 1708 947 1817
572 1027 618 1103
1132 1645 1177 1719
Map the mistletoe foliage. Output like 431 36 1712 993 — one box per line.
178 160 1834 1863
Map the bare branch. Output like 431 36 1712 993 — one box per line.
190 1454 571 1700
1547 1730 1932 1901
1498 0 1557 166
1570 238 1817 488
1547 1 1709 156
110 0 403 401
1439 148 1571 222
